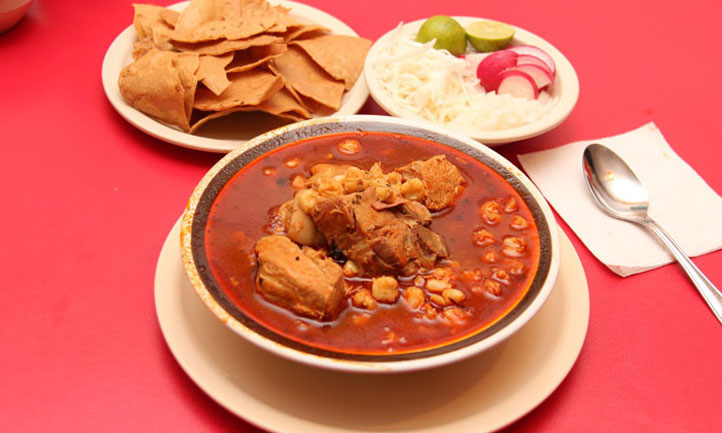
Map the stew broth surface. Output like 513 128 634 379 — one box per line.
204 132 540 355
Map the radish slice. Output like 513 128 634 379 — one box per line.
515 54 554 76
509 64 553 89
476 50 518 92
505 45 556 75
497 70 539 100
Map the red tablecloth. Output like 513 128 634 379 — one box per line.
2 0 721 431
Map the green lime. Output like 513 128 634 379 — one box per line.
465 20 515 52
416 15 467 56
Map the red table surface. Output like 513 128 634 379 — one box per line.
2 0 721 431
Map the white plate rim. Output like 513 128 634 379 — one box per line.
155 219 590 432
363 17 580 146
101 0 370 153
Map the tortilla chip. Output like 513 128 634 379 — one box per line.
280 24 330 42
173 34 283 56
226 43 286 73
132 37 155 60
291 35 371 90
256 87 312 119
174 53 202 122
270 45 345 111
193 68 283 111
189 87 310 133
171 0 283 43
132 4 178 51
119 49 199 131
196 52 234 96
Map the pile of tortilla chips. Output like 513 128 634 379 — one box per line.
118 0 371 133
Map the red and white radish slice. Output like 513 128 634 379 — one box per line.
476 50 518 92
509 63 553 89
505 45 556 75
497 70 539 100
515 54 553 76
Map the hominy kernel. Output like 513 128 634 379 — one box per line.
352 290 378 310
284 157 301 168
484 279 502 296
502 236 526 257
372 276 400 303
480 200 501 225
403 286 425 309
425 278 450 293
504 197 518 213
507 259 525 275
481 249 498 263
337 138 361 155
429 293 448 307
472 228 496 246
432 267 455 281
510 215 529 230
343 260 360 277
442 288 466 304
492 268 511 285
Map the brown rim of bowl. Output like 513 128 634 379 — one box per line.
185 119 552 362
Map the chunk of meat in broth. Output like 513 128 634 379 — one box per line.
396 155 465 210
255 235 346 320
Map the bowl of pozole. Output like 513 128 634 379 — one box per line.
180 115 560 373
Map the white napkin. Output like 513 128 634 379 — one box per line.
517 122 722 276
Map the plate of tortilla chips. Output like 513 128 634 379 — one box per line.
102 0 371 153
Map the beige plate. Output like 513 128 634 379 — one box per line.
155 219 589 432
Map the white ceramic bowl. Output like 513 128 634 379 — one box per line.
364 18 580 146
180 115 560 373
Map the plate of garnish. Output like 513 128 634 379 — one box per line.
364 16 579 145
101 0 371 153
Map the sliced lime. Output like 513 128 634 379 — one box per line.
416 15 467 56
465 20 515 52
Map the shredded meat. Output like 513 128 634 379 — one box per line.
310 190 448 277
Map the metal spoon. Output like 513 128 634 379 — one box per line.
582 143 722 325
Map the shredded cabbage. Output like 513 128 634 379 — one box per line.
370 25 558 134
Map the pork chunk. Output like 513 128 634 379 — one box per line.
254 235 345 320
397 155 465 210
310 195 448 277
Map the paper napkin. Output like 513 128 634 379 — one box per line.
517 122 722 276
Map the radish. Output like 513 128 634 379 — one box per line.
476 50 518 92
515 54 553 76
497 70 538 100
505 45 556 75
509 63 553 89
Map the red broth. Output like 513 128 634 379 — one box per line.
204 132 540 355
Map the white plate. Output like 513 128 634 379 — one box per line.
364 18 580 146
101 0 370 153
155 219 589 432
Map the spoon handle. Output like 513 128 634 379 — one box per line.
641 216 722 325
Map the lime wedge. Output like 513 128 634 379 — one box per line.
465 20 515 52
416 15 467 56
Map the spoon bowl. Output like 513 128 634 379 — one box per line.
582 143 722 325
582 144 650 220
